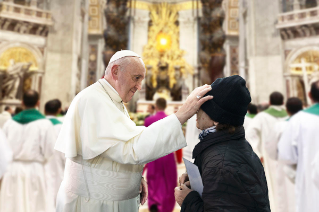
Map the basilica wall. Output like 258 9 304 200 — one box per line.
0 0 52 111
242 0 285 104
277 0 319 105
40 0 90 111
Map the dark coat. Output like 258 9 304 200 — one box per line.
181 126 270 212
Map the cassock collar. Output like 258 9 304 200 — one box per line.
99 79 122 103
269 105 285 111
46 115 56 119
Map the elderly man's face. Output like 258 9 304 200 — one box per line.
117 58 145 103
196 109 214 130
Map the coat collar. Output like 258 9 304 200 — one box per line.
192 126 245 159
98 79 122 103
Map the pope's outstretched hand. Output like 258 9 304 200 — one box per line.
175 84 213 125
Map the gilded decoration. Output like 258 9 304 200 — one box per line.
142 3 193 89
290 50 319 74
88 0 106 34
0 47 38 71
226 0 239 35
128 1 202 11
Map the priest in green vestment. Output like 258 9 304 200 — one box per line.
0 90 56 212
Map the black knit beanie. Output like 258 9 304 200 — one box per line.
200 75 251 126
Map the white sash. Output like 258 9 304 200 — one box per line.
63 158 142 201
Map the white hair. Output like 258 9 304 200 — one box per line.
104 56 145 76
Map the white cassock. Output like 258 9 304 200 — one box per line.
243 115 253 130
0 116 56 212
55 79 186 212
312 152 319 189
0 128 12 179
265 121 296 212
183 115 201 162
278 104 319 212
45 115 65 207
246 105 288 212
0 111 11 128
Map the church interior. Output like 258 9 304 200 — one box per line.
1 0 319 212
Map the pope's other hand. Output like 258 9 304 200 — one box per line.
140 178 148 205
175 84 213 125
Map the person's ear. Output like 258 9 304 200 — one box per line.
36 100 40 108
309 91 313 103
213 121 219 126
111 65 120 80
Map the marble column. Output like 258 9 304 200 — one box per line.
129 8 149 112
41 0 88 110
293 0 301 10
179 9 198 92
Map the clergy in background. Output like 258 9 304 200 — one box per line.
144 98 177 212
278 80 319 212
0 128 12 179
246 92 288 212
0 90 56 212
243 103 257 130
0 106 13 128
45 99 65 208
55 50 213 212
265 97 303 212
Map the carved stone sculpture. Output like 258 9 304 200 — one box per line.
2 60 32 100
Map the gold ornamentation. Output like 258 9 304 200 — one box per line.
0 47 38 71
128 1 202 11
88 0 105 34
227 0 239 35
142 3 193 88
290 50 319 74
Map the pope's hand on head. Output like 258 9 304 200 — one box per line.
174 184 193 206
140 177 148 205
175 84 213 125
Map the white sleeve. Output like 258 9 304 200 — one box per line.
246 116 263 158
312 153 319 189
101 114 186 165
264 123 282 160
278 116 299 165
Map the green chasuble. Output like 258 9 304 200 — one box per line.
49 118 62 125
264 107 288 118
303 103 319 116
13 109 45 124
246 113 256 119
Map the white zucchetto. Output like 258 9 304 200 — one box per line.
109 50 141 64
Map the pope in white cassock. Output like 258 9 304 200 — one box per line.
265 97 303 212
246 92 288 212
0 90 56 212
55 50 213 212
278 80 319 212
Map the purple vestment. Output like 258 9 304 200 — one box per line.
144 111 177 212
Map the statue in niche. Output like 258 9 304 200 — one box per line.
156 62 170 91
145 66 156 100
2 59 32 100
171 66 183 101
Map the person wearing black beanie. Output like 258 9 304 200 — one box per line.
175 75 270 212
